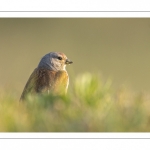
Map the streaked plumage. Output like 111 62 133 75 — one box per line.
20 52 73 101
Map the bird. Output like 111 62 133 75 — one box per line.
20 52 73 101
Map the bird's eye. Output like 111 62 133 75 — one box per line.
58 57 62 60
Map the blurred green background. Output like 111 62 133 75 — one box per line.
0 18 150 96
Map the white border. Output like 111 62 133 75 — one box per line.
0 133 150 138
0 0 150 11
0 12 150 18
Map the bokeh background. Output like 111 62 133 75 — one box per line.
0 18 150 97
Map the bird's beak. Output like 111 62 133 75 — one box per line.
65 59 73 65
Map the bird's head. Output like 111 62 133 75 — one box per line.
38 52 73 71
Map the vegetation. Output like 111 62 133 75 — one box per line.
0 73 150 132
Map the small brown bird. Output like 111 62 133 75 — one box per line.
20 52 73 101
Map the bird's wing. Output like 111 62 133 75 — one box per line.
20 68 56 101
20 68 38 101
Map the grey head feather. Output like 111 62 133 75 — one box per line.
37 52 66 71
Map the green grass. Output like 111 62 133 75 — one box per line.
1 73 150 132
